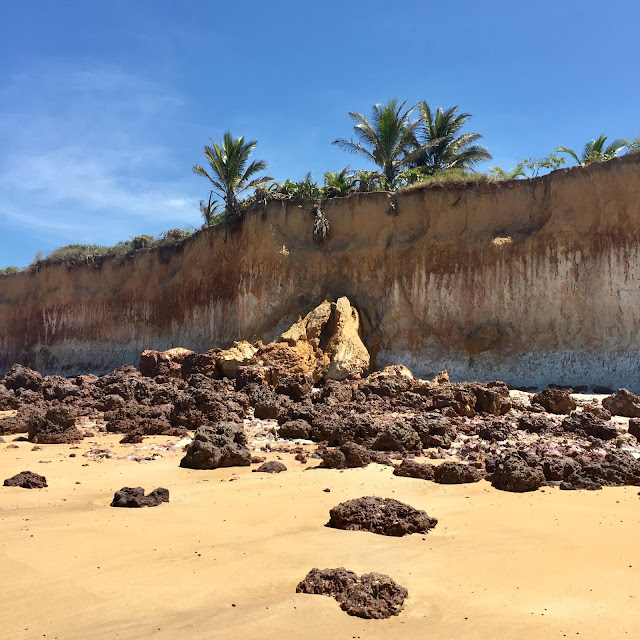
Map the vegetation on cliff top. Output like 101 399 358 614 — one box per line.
2 98 638 275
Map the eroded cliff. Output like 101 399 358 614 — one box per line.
2 154 640 389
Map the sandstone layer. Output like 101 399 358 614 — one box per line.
1 155 640 389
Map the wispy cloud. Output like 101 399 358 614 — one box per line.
0 66 199 248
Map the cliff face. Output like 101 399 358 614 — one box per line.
2 154 640 389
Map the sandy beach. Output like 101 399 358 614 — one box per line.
2 430 639 640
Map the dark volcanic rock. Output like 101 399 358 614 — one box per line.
478 420 512 442
0 384 18 410
341 572 408 619
28 407 83 444
0 414 30 435
4 470 48 488
430 384 476 416
110 486 169 507
3 364 44 392
628 418 640 440
321 443 372 469
433 461 483 484
393 459 435 480
542 457 580 481
490 454 546 492
296 568 407 619
409 414 454 449
179 422 251 469
253 461 287 473
560 451 640 490
278 419 311 440
561 412 618 440
372 421 421 452
532 388 576 414
296 567 358 598
517 414 556 433
602 388 640 417
327 496 437 537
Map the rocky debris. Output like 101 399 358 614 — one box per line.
362 366 415 398
430 384 477 417
560 451 640 490
410 414 454 449
28 407 84 444
372 421 421 452
490 453 546 492
602 388 640 417
253 461 287 473
517 414 557 433
561 412 618 440
139 347 194 378
321 443 372 469
0 414 30 435
628 419 640 440
3 471 48 488
179 422 251 469
327 496 437 537
296 568 407 619
478 420 512 442
581 402 611 421
0 384 18 410
217 341 259 379
433 461 483 484
532 388 576 414
470 381 512 415
278 419 311 440
393 459 435 480
110 486 169 507
181 351 220 378
542 457 580 481
2 364 44 392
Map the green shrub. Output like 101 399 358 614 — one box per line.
0 266 20 275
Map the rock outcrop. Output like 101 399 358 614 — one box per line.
296 568 408 619
179 422 251 469
327 496 438 536
3 471 48 488
110 487 169 507
602 389 640 417
27 407 83 444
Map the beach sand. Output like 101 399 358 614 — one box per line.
1 433 639 640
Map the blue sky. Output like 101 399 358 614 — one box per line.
1 0 638 268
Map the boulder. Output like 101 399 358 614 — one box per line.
324 297 370 381
372 421 421 452
478 420 512 442
542 457 580 481
517 414 556 433
278 419 311 440
470 381 512 415
393 459 435 480
3 471 47 488
179 422 251 469
433 462 483 484
532 388 576 414
410 414 454 449
602 388 640 418
560 451 640 490
561 412 618 440
110 487 169 507
139 347 194 378
327 496 437 537
253 461 287 473
296 568 407 619
321 443 372 469
490 454 546 492
217 341 258 379
0 384 18 410
362 366 415 398
28 407 83 444
2 364 44 392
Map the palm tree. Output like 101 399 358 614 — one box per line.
323 167 355 197
332 98 423 189
199 191 224 227
413 102 492 174
489 163 526 179
193 131 272 215
557 135 626 166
